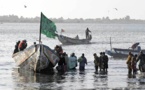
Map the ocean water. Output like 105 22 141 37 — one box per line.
0 23 145 90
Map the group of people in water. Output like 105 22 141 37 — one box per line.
13 39 145 76
54 45 109 74
93 52 109 73
126 51 145 75
13 40 109 74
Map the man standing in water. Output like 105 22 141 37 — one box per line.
136 51 145 72
102 52 109 72
85 27 91 39
99 52 104 71
93 53 100 73
78 53 87 71
68 53 78 70
126 52 133 74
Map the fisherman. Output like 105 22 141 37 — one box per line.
54 45 63 55
18 40 27 51
56 53 66 74
126 52 133 74
64 52 69 71
85 27 91 39
136 51 145 72
13 40 20 54
78 53 87 71
131 54 137 74
99 52 104 71
93 53 100 73
68 53 78 70
102 52 109 72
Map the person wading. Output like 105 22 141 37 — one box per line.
93 53 100 73
78 53 87 71
131 54 137 74
126 52 133 74
102 52 109 72
136 51 145 72
68 53 78 70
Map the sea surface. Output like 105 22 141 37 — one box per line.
0 23 145 90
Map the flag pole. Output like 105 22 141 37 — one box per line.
38 12 42 72
39 12 42 44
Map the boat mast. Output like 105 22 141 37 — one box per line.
38 12 42 73
39 12 42 44
110 37 112 50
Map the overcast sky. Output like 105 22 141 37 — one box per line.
0 0 145 19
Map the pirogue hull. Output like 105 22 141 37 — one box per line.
105 48 145 58
12 44 59 74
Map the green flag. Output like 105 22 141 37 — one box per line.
40 12 57 39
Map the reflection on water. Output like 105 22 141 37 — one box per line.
126 73 145 89
93 72 108 89
13 68 67 90
12 68 108 90
11 64 145 90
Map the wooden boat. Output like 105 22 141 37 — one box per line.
57 34 92 45
105 43 145 58
105 48 145 58
12 12 60 74
12 44 59 74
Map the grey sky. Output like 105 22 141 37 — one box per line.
0 0 145 19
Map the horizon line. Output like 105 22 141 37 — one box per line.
1 14 145 20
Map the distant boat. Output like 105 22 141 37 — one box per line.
57 29 92 45
57 34 92 45
12 12 59 74
105 42 145 58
